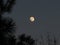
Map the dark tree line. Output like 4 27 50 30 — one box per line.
0 0 58 45
39 32 58 45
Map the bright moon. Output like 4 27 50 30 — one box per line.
30 16 35 22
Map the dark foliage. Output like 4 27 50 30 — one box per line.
0 0 36 45
0 0 16 45
7 35 16 45
0 17 16 34
0 0 16 14
17 34 35 45
0 14 16 45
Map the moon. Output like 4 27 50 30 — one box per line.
30 16 35 22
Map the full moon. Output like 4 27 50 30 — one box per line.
30 16 35 22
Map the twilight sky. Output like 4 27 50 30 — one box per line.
4 0 60 42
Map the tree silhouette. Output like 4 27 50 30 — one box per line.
39 32 58 45
17 34 35 45
39 34 44 45
0 0 16 20
0 17 16 34
0 0 16 14
0 0 16 45
46 32 51 45
0 9 16 45
7 35 16 45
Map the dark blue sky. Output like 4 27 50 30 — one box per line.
4 0 60 42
